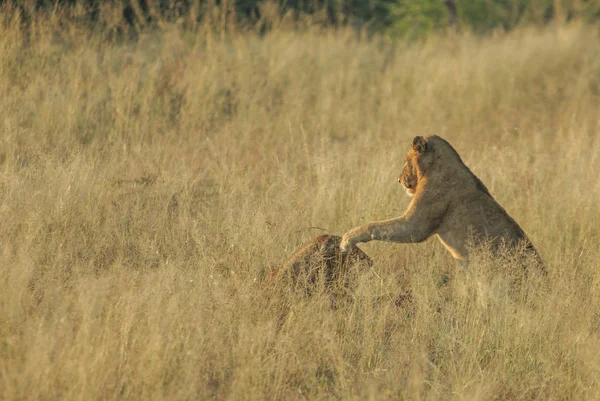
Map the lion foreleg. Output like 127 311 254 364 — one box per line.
340 216 430 252
340 199 447 252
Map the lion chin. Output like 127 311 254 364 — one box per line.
403 187 416 197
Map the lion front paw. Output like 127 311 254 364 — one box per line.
341 225 373 252
339 235 352 253
340 232 358 253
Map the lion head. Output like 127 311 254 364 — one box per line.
398 136 434 196
398 135 492 198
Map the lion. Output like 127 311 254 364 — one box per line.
269 234 373 291
340 135 544 269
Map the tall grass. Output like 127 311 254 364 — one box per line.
1 9 599 400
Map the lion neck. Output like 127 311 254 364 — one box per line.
419 153 488 195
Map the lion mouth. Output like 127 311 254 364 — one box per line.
403 186 416 196
399 178 417 196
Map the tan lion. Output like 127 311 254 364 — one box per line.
340 135 543 268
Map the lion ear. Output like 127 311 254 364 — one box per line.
412 136 427 154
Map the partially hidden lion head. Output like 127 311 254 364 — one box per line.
398 136 434 196
268 234 373 290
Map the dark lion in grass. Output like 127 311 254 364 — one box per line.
269 234 373 291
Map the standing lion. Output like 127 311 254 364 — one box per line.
340 135 544 269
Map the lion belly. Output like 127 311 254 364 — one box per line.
436 233 468 261
435 195 529 261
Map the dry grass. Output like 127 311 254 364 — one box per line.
1 10 599 400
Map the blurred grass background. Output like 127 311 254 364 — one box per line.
1 5 599 400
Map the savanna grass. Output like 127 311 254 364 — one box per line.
1 8 599 400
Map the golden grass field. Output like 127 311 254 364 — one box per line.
1 10 599 400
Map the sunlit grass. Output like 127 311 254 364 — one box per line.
1 11 599 400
